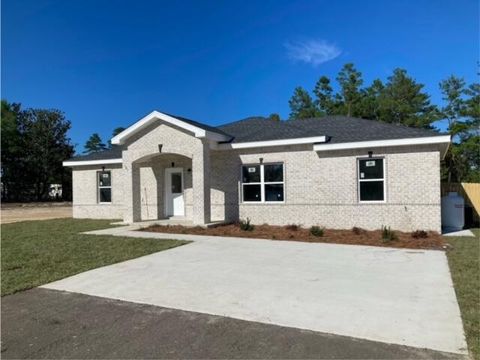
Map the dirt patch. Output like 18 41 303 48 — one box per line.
140 223 446 250
1 204 72 224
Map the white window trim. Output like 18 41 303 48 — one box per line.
240 163 285 204
97 170 112 204
357 157 386 204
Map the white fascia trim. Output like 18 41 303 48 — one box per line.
313 135 451 152
216 136 327 150
111 110 230 145
63 158 123 167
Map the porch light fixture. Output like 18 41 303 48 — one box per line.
171 162 175 168
368 151 373 158
101 166 105 171
259 157 264 164
158 144 163 153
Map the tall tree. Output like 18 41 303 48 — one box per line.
314 76 338 115
358 79 384 120
336 63 364 117
1 101 23 200
457 82 480 182
84 133 106 154
17 108 74 200
378 68 439 128
288 87 320 119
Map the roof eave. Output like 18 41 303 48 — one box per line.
313 135 451 154
63 158 123 167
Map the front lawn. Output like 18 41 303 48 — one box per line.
446 229 480 359
1 219 189 296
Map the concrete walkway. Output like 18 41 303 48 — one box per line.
43 226 467 355
442 229 476 237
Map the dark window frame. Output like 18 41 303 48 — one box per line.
241 163 285 203
357 157 386 203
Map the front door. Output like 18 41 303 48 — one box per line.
164 168 184 217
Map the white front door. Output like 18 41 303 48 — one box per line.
165 168 184 217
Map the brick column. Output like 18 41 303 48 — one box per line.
192 139 211 225
123 161 141 224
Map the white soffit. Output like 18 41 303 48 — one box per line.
313 135 451 152
216 136 327 150
63 158 123 167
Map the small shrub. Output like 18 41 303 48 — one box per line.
285 224 300 231
352 226 364 235
412 230 428 239
381 226 397 242
239 218 254 231
310 226 325 237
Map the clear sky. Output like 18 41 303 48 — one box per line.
2 0 479 153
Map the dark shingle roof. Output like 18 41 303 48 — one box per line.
67 115 445 162
217 115 444 144
67 145 123 162
163 112 233 139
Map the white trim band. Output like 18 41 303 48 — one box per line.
216 136 327 150
313 135 451 152
63 158 123 167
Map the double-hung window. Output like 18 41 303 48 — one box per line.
97 171 112 203
241 163 284 202
358 158 385 202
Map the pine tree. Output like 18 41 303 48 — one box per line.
336 63 364 117
378 68 439 128
314 76 337 115
288 87 320 119
84 133 106 154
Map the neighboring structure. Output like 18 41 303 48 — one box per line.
64 111 450 232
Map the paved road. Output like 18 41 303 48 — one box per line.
1 288 464 359
45 229 467 354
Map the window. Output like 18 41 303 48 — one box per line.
97 171 112 203
241 163 284 202
358 158 385 202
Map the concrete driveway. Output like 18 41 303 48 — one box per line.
43 231 467 355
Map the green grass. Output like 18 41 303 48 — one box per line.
1 218 189 296
446 228 480 359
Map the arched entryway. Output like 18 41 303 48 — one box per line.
132 153 194 222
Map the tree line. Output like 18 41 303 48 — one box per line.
0 101 124 201
1 101 74 201
286 63 479 182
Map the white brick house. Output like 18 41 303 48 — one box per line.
64 111 450 232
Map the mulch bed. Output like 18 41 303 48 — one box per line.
139 223 446 250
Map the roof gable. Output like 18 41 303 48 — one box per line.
111 111 232 145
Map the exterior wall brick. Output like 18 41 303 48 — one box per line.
71 164 124 219
71 123 443 232
121 121 206 224
210 144 442 232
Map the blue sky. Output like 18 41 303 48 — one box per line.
3 0 478 153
